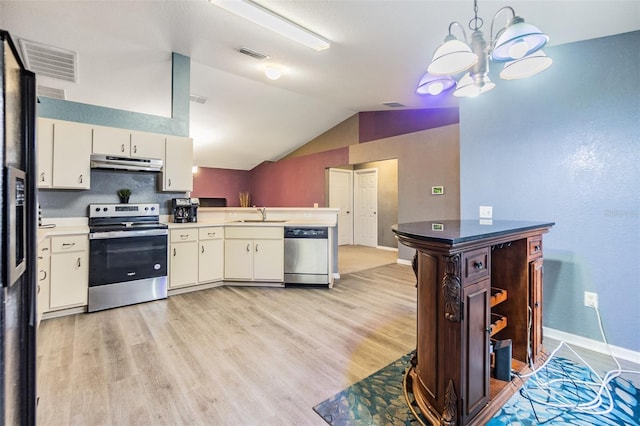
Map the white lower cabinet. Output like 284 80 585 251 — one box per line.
198 227 224 283
169 229 198 289
169 226 224 289
224 227 283 282
49 235 89 310
37 238 51 326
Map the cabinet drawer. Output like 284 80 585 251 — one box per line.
199 227 224 240
51 235 88 253
463 247 490 284
528 236 543 259
170 228 198 243
38 238 51 259
225 226 283 239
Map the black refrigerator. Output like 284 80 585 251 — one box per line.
0 30 37 424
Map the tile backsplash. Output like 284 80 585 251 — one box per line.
38 169 186 218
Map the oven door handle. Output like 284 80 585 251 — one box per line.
89 229 168 239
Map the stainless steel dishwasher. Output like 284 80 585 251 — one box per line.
284 227 329 285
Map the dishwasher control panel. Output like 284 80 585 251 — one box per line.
284 227 328 239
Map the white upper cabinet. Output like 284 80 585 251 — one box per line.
37 118 54 188
93 125 165 160
130 131 165 160
163 136 193 192
51 120 92 189
91 125 130 157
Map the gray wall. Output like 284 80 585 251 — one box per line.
460 31 640 352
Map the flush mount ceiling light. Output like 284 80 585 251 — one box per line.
208 0 330 51
264 65 282 80
419 0 551 98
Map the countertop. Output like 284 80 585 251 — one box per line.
392 220 555 245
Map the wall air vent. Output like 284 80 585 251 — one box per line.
190 94 208 104
37 85 66 100
382 102 406 108
19 39 77 82
236 47 270 60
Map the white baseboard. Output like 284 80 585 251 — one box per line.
376 245 398 252
544 327 640 365
397 259 412 266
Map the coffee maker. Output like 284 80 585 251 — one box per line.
172 197 200 223
172 198 191 223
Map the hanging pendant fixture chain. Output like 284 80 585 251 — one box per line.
468 0 484 32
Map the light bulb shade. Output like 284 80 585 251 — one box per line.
427 38 477 75
453 73 495 98
500 50 552 80
416 72 455 95
491 17 549 62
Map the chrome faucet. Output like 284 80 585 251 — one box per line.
258 207 267 221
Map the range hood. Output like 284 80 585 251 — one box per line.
90 154 163 172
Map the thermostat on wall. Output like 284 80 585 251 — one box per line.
431 186 444 195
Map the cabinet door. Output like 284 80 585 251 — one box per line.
52 121 92 189
50 251 88 309
253 239 284 281
130 131 165 160
163 136 193 191
462 278 490 423
92 125 131 156
530 258 544 361
37 253 50 326
224 239 253 280
37 118 54 188
199 239 224 283
169 241 198 289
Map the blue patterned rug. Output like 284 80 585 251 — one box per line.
313 352 640 425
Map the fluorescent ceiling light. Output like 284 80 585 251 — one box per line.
208 0 330 51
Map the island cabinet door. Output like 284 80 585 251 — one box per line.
461 277 490 423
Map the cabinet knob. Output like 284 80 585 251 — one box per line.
76 258 81 268
168 178 172 187
40 172 45 182
534 245 541 251
79 174 83 183
246 244 250 252
474 261 483 269
173 248 176 257
133 145 137 153
62 242 76 248
39 270 47 281
255 244 259 252
201 245 204 254
121 144 125 152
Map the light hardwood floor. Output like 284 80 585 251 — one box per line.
36 246 639 425
36 253 417 425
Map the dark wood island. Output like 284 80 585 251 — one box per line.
392 220 554 426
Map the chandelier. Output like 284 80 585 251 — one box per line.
417 0 552 98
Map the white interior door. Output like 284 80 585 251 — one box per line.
329 168 353 246
354 169 378 247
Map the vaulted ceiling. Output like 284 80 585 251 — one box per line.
1 1 638 170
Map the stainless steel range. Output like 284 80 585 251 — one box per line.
88 203 168 312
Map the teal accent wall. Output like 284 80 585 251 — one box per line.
38 53 191 216
460 31 640 352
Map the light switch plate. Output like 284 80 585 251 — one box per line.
479 206 493 219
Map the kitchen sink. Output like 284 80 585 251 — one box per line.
232 219 288 223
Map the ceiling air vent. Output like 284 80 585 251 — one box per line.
190 94 207 104
236 47 270 60
19 39 77 83
37 85 66 100
382 102 406 108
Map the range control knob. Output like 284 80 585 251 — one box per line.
95 207 100 212
103 207 108 212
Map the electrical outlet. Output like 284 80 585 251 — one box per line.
479 205 493 219
584 291 598 309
